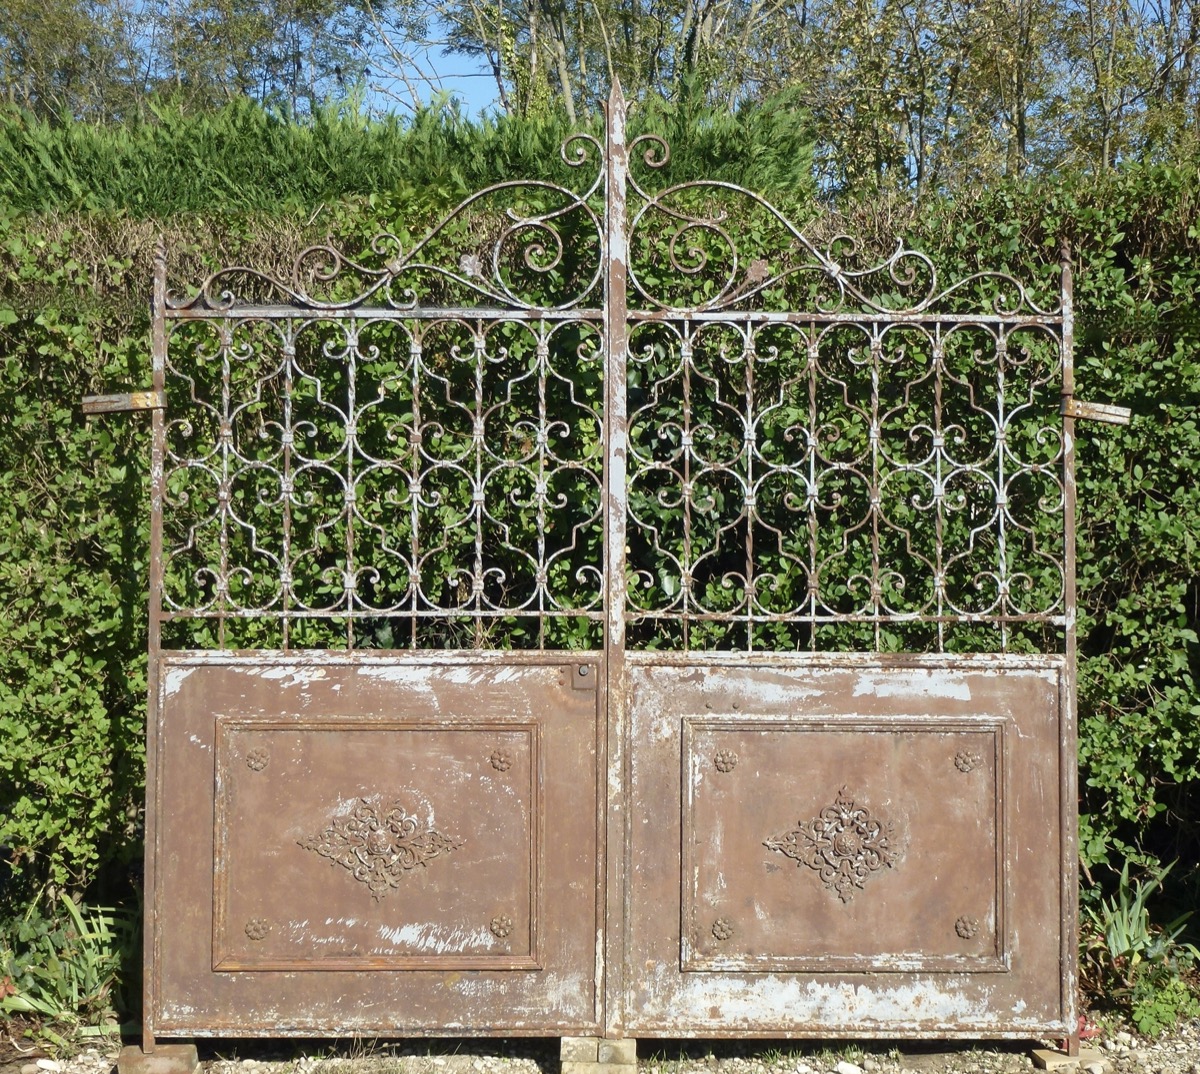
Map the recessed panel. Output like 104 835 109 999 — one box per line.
214 721 538 971
682 718 1005 973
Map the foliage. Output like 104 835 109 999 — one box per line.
0 92 814 216
0 131 1197 944
8 0 1200 195
0 210 150 911
0 894 137 1048
902 167 1200 877
1081 861 1200 1034
0 0 378 119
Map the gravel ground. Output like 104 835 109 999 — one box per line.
5 1022 1200 1074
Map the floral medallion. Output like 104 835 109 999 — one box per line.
764 787 898 903
299 797 463 900
713 749 738 773
954 749 982 773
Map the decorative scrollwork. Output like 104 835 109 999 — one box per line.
765 787 898 903
156 105 1067 658
166 134 605 314
299 798 463 900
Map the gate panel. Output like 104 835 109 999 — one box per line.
150 653 601 1036
623 655 1070 1036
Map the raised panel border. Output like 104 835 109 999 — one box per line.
211 717 542 972
679 715 1009 975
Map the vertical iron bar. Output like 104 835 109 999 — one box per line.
143 241 167 1054
281 330 294 651
602 80 629 1039
682 328 693 651
743 326 755 651
1060 240 1080 1049
537 325 549 649
344 322 358 649
870 330 882 651
409 328 423 649
933 327 946 652
217 322 231 648
474 325 486 648
996 330 1010 652
806 327 820 651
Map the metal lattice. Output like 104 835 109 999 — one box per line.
151 97 1071 655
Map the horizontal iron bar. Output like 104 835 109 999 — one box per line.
82 390 165 414
159 609 608 620
627 310 1066 327
158 609 1064 625
1061 397 1132 424
166 306 606 323
164 305 1063 328
628 612 1068 624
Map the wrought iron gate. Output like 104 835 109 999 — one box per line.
134 87 1081 1048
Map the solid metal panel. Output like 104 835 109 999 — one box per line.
212 720 540 971
681 717 1006 974
623 654 1071 1038
149 653 601 1037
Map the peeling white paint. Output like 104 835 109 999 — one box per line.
252 666 329 687
852 670 971 700
639 969 1037 1026
376 922 494 951
163 666 196 697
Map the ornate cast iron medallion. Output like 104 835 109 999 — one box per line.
711 918 734 941
244 918 270 941
955 915 980 939
764 787 897 903
490 914 514 938
245 747 269 772
300 798 463 900
489 749 513 772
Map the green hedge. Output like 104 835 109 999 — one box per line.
1 161 1197 917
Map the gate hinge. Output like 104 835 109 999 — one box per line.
82 390 165 415
1061 396 1131 425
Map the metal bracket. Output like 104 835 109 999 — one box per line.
1061 397 1131 425
82 390 165 415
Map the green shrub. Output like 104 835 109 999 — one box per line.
0 138 1197 935
1 894 137 1047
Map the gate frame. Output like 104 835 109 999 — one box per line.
128 83 1093 1055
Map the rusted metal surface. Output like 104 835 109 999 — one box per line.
623 653 1071 1036
81 390 165 414
151 652 601 1035
1060 398 1132 424
139 83 1077 1046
